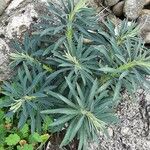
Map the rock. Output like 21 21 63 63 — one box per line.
6 0 25 14
89 142 99 150
89 0 104 12
138 9 150 43
121 127 131 135
124 0 145 20
5 0 11 3
92 0 103 7
145 0 150 5
0 39 10 81
6 4 38 39
112 1 124 17
0 0 49 80
107 127 114 137
144 32 150 43
141 8 150 15
0 0 7 15
104 0 119 7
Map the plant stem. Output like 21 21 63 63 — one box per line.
66 0 88 55
100 59 150 83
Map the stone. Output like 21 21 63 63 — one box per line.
107 127 114 137
121 127 131 135
0 0 48 80
138 9 150 43
0 0 7 15
141 9 150 16
5 4 38 38
124 0 145 20
93 0 103 7
89 142 99 150
145 0 150 5
89 0 103 11
144 32 150 43
112 1 124 17
6 0 24 14
0 39 10 81
5 0 11 3
104 0 119 7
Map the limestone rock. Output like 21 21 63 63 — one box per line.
6 4 38 39
6 0 25 14
89 142 99 150
0 0 49 80
138 9 150 31
104 0 119 7
144 32 150 43
0 38 10 81
108 127 114 137
121 127 131 136
0 0 7 15
112 1 124 17
145 0 150 5
124 0 145 20
138 9 150 43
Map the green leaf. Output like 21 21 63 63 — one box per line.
0 110 4 123
49 115 75 127
42 116 53 131
60 118 77 147
5 134 20 146
0 147 4 150
113 81 122 101
41 108 79 115
40 134 50 143
25 72 44 94
0 124 6 145
97 80 112 93
99 67 118 73
29 132 42 143
69 116 84 141
88 79 97 106
20 124 29 138
47 91 76 108
119 71 129 80
17 144 34 150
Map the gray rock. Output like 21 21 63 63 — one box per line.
104 0 119 7
0 0 7 15
124 0 145 20
139 9 150 32
138 9 150 43
145 0 150 5
144 32 150 43
0 39 10 81
121 127 131 136
107 127 114 137
112 1 124 17
92 0 104 7
89 142 99 150
5 4 38 39
0 0 50 80
6 0 25 14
